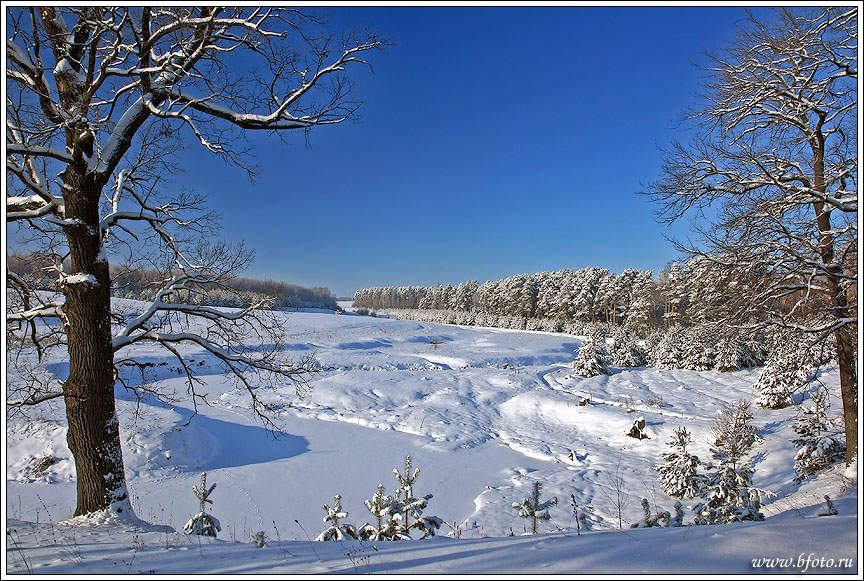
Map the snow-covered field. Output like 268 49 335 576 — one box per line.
5 305 859 575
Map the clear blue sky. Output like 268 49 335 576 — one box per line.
14 5 759 297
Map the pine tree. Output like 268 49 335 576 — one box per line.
694 401 772 524
315 495 359 541
571 335 611 377
714 330 746 372
753 336 814 409
392 456 442 539
650 325 686 369
512 481 558 534
359 484 401 541
681 326 717 371
792 388 845 483
183 473 221 537
655 427 705 499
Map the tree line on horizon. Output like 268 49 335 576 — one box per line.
351 258 826 338
8 251 338 311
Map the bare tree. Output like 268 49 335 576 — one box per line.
597 462 632 530
646 7 857 463
6 7 384 517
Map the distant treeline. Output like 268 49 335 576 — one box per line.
355 266 679 337
8 252 337 311
353 261 781 338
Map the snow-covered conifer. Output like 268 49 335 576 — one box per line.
753 337 814 409
623 270 655 337
694 401 772 524
791 388 845 483
359 484 401 541
571 335 611 377
714 330 746 372
184 472 221 537
609 328 647 368
393 456 442 539
655 427 705 499
512 481 558 535
681 326 717 371
649 325 686 370
315 495 359 541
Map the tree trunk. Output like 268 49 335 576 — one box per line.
61 171 131 517
836 324 857 465
810 126 856 465
828 271 857 465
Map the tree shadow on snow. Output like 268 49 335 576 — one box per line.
160 407 311 472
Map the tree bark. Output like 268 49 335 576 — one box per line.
61 168 130 516
830 279 858 465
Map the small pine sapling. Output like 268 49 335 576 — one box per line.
184 472 221 537
694 401 773 525
791 388 845 483
512 481 558 535
359 484 400 541
655 426 705 499
315 495 359 541
393 456 443 539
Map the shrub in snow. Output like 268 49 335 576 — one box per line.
655 426 705 499
627 417 650 440
818 495 838 517
631 498 670 528
315 495 359 541
791 388 845 483
670 501 685 527
609 328 647 368
392 456 443 539
184 472 221 537
512 481 558 535
571 335 611 377
694 401 772 525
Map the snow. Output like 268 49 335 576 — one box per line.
4 304 860 574
60 273 98 286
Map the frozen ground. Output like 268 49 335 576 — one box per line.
4 305 860 575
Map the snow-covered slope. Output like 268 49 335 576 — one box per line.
5 306 859 574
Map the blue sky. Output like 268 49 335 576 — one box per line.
13 5 757 297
